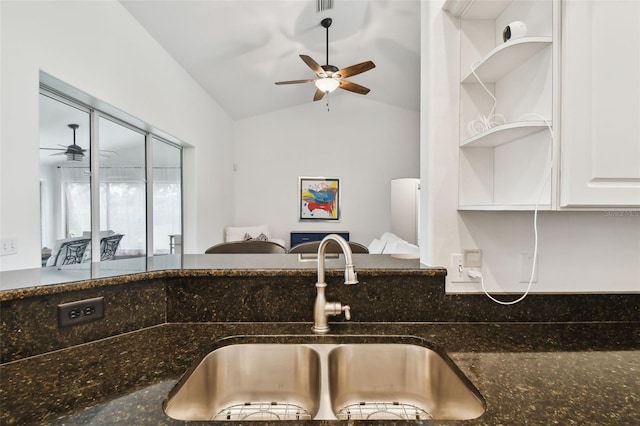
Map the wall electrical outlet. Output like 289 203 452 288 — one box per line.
58 296 104 328
0 238 17 256
463 249 482 267
519 252 538 283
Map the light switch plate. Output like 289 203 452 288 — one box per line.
1 238 17 256
451 254 475 282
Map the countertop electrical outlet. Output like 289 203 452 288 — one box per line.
58 296 104 328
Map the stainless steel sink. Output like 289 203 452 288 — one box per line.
163 344 321 421
163 342 485 422
327 344 485 421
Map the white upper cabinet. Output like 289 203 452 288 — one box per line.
445 0 639 210
560 0 640 208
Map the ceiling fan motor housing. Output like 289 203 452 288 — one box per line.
321 64 339 78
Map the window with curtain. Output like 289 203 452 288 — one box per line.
99 116 147 258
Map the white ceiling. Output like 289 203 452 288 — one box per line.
119 0 421 120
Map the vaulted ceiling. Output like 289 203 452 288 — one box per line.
120 0 421 120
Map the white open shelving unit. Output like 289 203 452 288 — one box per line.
460 120 550 148
461 36 552 84
445 0 557 211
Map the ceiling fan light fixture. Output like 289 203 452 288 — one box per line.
66 152 84 162
315 77 339 93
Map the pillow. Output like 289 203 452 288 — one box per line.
244 232 269 242
382 240 400 254
380 232 402 244
254 233 269 241
395 240 420 257
367 238 387 254
383 239 420 257
226 225 271 242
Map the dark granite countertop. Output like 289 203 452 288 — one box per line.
0 254 443 299
1 257 638 425
42 322 639 425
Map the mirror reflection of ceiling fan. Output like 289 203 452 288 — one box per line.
40 123 117 162
275 17 376 102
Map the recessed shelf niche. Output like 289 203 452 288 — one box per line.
445 0 556 210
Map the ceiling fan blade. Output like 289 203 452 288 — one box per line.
313 88 326 101
300 55 325 76
274 79 316 85
337 61 376 78
40 147 64 151
339 80 371 95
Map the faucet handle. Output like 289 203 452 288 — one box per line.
324 302 351 321
342 305 351 321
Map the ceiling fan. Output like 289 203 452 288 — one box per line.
275 17 375 101
40 124 116 162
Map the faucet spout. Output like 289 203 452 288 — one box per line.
316 234 358 285
312 234 358 334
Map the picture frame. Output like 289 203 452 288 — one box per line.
299 177 340 221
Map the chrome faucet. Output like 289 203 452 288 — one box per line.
312 234 358 334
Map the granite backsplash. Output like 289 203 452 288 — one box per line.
2 269 639 363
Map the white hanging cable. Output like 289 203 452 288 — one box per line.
470 113 554 305
467 60 506 135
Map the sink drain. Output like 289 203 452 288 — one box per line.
336 402 433 421
213 402 312 421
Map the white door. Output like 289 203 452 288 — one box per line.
391 178 420 245
560 0 640 207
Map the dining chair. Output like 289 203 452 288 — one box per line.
205 240 288 254
288 240 369 254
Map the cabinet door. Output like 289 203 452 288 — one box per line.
560 0 640 207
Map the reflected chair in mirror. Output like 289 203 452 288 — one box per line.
55 238 91 265
289 241 369 254
205 240 288 254
100 234 124 261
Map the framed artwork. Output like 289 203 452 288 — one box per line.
299 177 340 221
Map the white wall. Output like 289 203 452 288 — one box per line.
233 95 420 247
0 1 235 270
421 1 640 293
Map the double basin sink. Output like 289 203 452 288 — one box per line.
163 341 485 422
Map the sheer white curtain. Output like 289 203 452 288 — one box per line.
61 167 91 238
60 166 146 256
61 166 180 256
153 167 181 254
99 166 146 255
